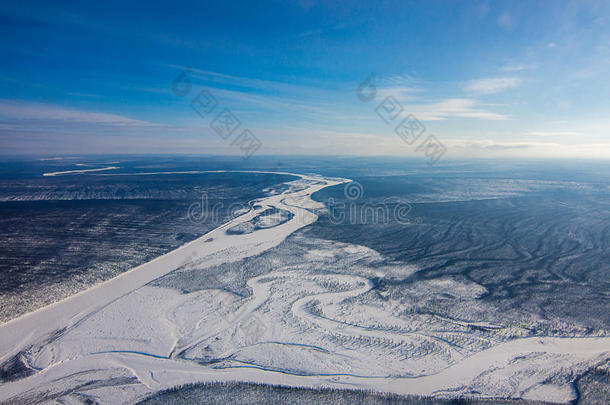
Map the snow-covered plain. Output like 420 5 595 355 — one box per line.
0 171 608 404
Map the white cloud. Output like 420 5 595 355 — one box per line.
527 131 580 137
464 77 521 94
445 138 610 159
451 139 540 150
373 73 424 102
170 65 322 97
501 64 537 72
376 86 420 102
405 98 508 121
0 100 161 127
380 73 421 87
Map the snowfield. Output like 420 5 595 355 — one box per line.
0 171 608 404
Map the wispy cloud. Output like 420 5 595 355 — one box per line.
168 66 373 126
453 140 537 150
376 86 421 102
405 98 508 121
169 65 327 97
380 73 422 87
501 64 537 72
528 131 580 137
448 139 610 159
168 67 509 124
464 77 521 94
0 100 161 127
376 73 424 102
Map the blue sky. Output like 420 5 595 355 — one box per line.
0 0 609 158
